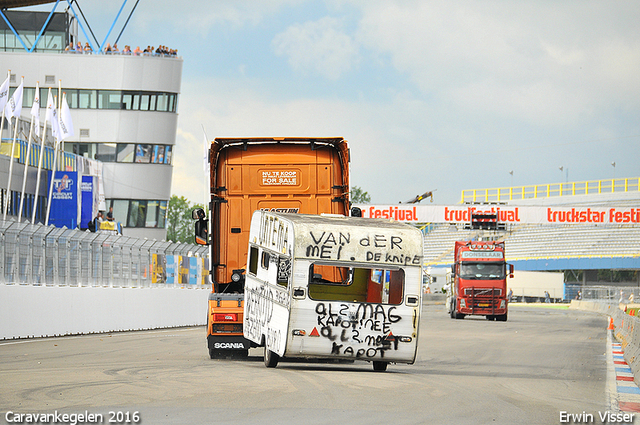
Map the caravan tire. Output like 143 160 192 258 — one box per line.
373 361 388 372
264 349 279 368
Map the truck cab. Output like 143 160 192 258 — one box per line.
446 240 513 321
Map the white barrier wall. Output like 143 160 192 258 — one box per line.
0 285 209 339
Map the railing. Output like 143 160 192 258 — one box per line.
0 220 209 287
460 177 640 203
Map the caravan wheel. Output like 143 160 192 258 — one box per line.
264 349 279 368
372 361 388 372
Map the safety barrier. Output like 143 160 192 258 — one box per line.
570 299 640 386
0 220 209 287
0 219 212 339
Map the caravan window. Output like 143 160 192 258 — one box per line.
308 263 405 305
261 251 270 270
248 246 259 275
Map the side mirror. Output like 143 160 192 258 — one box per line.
193 208 208 245
192 208 206 220
509 264 514 278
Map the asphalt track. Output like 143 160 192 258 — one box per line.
0 304 608 425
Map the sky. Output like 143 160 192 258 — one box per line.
26 0 640 205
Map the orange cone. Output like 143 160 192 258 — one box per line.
608 317 614 330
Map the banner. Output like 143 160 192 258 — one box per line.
165 255 177 284
48 171 77 229
357 204 640 225
80 175 98 229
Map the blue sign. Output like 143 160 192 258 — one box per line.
48 171 78 229
165 255 177 284
189 257 198 285
81 175 97 230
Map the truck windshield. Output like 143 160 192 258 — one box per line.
459 262 505 280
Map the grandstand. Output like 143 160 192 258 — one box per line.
422 177 640 288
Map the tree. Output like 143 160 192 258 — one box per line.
166 195 203 243
350 186 371 204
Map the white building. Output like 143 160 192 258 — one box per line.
0 5 182 240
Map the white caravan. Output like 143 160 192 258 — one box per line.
243 211 424 371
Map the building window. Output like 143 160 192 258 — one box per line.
27 88 178 112
116 144 135 163
107 199 167 229
98 90 122 109
135 144 152 163
96 143 116 162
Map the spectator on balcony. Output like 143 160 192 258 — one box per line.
104 43 112 54
75 42 83 53
112 43 120 53
84 42 92 53
122 45 131 54
65 42 74 52
133 46 142 56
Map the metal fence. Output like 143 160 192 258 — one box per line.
0 220 209 287
578 285 640 303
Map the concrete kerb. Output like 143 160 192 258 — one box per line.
571 300 640 388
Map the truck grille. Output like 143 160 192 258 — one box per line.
464 288 501 297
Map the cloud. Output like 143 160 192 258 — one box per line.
355 1 640 125
272 16 360 79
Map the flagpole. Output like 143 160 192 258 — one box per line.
32 87 50 224
4 113 19 220
18 113 35 222
44 95 58 227
0 70 10 156
0 71 12 220
45 138 58 227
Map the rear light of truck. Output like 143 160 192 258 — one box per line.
213 313 238 322
211 324 243 334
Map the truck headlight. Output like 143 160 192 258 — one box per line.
500 300 506 309
460 299 466 308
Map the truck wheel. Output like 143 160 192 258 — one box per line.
496 313 508 322
209 349 219 359
455 312 465 320
264 349 279 368
486 315 495 321
373 361 388 372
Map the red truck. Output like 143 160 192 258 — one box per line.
446 240 513 321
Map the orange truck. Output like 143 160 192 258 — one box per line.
446 240 513 321
193 137 350 358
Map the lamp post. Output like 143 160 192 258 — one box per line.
611 161 616 179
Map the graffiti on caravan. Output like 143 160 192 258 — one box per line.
258 213 290 253
315 302 405 358
304 230 421 266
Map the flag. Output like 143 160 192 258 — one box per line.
0 73 9 111
57 92 74 141
4 77 23 119
31 82 40 137
45 88 59 140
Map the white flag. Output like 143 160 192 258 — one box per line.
0 73 9 111
45 89 59 140
4 77 23 119
57 92 74 141
31 82 40 137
